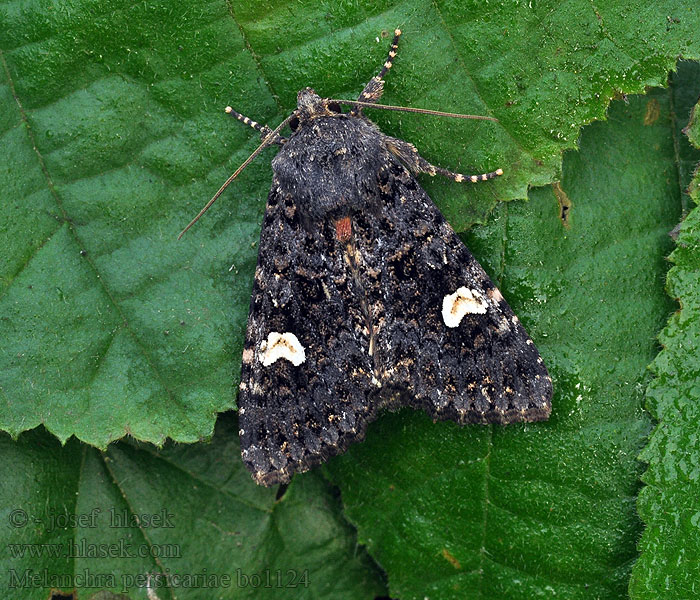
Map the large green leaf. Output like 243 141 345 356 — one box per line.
629 62 700 599
0 414 385 599
2 2 700 599
325 87 680 598
1 0 698 447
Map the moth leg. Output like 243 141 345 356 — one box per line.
225 106 287 145
385 136 503 182
353 28 402 114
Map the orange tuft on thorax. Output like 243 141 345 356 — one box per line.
334 216 352 243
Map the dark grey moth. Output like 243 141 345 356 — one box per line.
183 30 552 486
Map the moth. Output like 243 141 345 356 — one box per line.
181 30 552 486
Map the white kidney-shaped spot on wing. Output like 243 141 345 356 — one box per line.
260 332 306 367
442 286 488 328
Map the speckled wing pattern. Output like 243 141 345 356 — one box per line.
237 114 551 486
238 180 376 487
366 159 552 424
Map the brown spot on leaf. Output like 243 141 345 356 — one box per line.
644 98 660 125
552 181 572 228
441 548 462 569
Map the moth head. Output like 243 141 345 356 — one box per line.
291 87 343 130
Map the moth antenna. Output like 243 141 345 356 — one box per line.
225 106 266 133
331 98 499 122
178 112 297 240
385 136 503 183
226 106 287 145
434 166 504 182
373 29 402 84
353 28 402 113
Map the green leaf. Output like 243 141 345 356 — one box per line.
629 62 700 599
0 413 386 599
2 3 700 598
326 88 680 598
1 1 699 447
